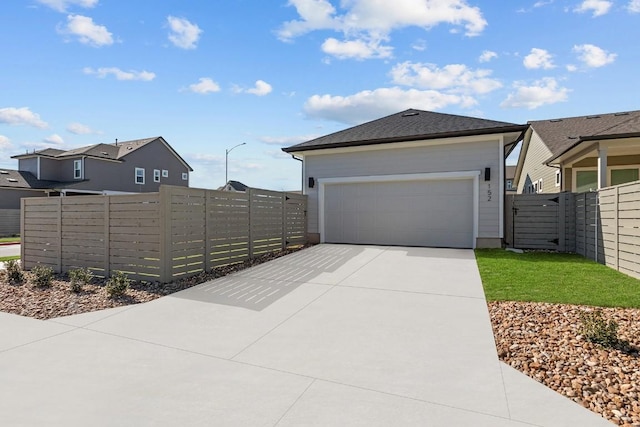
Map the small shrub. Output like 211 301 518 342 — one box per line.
31 264 54 287
579 309 619 348
105 271 130 297
68 268 93 293
5 259 24 284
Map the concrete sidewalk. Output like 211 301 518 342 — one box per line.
0 244 611 426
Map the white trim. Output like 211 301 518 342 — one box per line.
162 169 169 178
36 157 41 180
73 159 83 180
318 171 481 248
135 167 145 185
499 137 504 238
572 164 640 192
153 169 161 183
538 178 543 193
182 172 189 181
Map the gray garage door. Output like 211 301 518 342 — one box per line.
324 179 474 248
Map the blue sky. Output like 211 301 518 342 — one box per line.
1 0 638 191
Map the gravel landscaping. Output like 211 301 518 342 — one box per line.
490 301 640 426
0 247 306 320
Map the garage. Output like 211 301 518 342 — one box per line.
322 177 475 248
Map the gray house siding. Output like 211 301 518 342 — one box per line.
18 158 38 177
304 138 502 242
517 130 557 194
0 188 48 209
66 140 189 193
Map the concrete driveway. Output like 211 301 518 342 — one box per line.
0 244 610 426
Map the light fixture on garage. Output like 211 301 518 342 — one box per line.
484 167 491 181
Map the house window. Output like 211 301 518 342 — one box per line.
611 168 639 186
73 159 82 179
538 179 543 193
154 169 161 183
576 170 597 193
162 170 169 178
182 172 188 181
135 167 145 185
555 170 561 187
533 182 538 193
506 180 513 190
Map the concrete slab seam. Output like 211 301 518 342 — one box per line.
336 283 486 300
272 378 317 427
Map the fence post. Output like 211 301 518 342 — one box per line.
20 198 25 265
104 196 110 278
159 186 172 283
558 193 566 252
248 188 254 259
56 197 62 273
204 189 212 272
614 186 619 271
282 193 287 251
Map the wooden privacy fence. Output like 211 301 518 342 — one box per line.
506 181 640 279
21 185 307 282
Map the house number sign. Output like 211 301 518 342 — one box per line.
487 183 492 202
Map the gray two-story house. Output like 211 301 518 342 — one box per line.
1 136 192 210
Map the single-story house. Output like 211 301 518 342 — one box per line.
218 180 249 192
282 109 527 249
514 110 640 193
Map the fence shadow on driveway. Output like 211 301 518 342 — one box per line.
169 244 368 311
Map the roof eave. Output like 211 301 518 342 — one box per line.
282 125 528 153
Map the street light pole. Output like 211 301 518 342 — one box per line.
225 142 246 185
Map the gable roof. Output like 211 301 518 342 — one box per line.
505 166 516 180
0 169 61 190
283 109 527 153
11 137 193 171
529 110 640 162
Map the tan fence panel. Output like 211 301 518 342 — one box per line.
0 209 20 236
206 190 251 268
21 186 307 283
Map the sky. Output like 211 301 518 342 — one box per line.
1 0 639 191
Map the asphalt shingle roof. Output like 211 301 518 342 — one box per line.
283 109 527 153
529 110 640 160
0 169 61 190
13 137 161 161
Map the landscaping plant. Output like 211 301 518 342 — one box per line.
579 309 620 348
31 264 54 288
5 260 24 284
68 267 93 293
105 271 130 297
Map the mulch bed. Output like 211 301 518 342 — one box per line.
0 246 308 320
490 301 640 426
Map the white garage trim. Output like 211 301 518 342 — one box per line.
318 171 481 248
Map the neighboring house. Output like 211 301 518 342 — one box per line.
282 109 527 249
505 165 516 193
218 180 249 192
515 110 640 194
2 137 192 210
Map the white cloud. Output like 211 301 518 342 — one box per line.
0 107 48 129
478 50 497 63
36 0 98 12
304 87 476 125
630 0 640 12
260 135 320 146
523 48 555 69
566 64 578 72
58 14 113 47
574 0 612 16
265 149 292 160
187 77 221 94
0 135 11 149
412 39 427 51
189 153 224 165
321 37 393 60
278 0 486 61
390 62 502 94
83 67 156 81
235 80 273 96
44 134 64 145
67 122 96 134
167 16 202 50
573 44 616 67
501 78 569 109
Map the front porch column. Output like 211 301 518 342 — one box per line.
597 147 607 189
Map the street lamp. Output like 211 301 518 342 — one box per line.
225 142 246 184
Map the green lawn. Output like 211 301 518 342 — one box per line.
475 249 640 308
0 236 20 244
0 255 20 262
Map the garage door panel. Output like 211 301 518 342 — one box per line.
324 179 474 248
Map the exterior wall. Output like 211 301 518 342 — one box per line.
572 154 640 168
303 138 502 240
517 130 558 194
39 157 62 181
18 158 38 177
61 140 190 193
0 188 48 209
